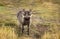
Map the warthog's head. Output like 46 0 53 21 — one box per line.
22 9 32 20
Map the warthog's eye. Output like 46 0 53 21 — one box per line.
23 11 31 16
27 12 31 16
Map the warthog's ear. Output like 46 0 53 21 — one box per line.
22 9 25 12
29 9 32 14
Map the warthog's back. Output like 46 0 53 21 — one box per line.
17 11 24 24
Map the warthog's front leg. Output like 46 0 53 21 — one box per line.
22 24 24 34
27 24 29 35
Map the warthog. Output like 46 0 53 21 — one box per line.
17 9 32 35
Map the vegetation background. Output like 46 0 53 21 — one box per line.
0 0 60 39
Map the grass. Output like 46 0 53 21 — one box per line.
0 2 60 39
0 26 17 39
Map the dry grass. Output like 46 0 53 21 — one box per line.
0 26 17 39
0 2 60 39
